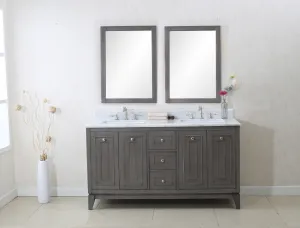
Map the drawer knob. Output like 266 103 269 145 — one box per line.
102 138 106 142
220 137 224 141
130 137 135 142
161 179 166 184
160 159 165 163
160 138 165 143
190 137 195 141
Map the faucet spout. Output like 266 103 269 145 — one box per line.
198 105 204 119
122 106 128 120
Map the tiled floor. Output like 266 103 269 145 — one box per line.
0 196 300 228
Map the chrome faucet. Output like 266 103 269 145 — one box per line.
122 106 128 120
209 112 217 119
109 113 119 120
186 112 194 119
198 105 204 119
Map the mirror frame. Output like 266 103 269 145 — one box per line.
101 26 157 103
165 26 221 103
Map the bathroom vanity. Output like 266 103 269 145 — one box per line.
86 119 240 209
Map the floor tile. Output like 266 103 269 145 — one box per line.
213 196 288 228
268 196 300 227
241 196 275 210
0 196 296 228
0 197 41 227
153 207 218 227
25 203 90 228
85 208 154 226
215 208 286 227
268 196 300 210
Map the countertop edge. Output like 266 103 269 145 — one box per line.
85 119 241 128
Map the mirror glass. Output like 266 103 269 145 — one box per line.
101 26 157 103
165 26 221 103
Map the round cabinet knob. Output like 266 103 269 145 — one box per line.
161 180 166 184
102 138 106 142
130 137 135 142
160 138 165 143
190 137 195 141
160 159 165 163
220 137 224 141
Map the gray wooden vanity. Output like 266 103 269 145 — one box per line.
86 124 240 209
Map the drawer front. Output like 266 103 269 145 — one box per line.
149 152 176 170
150 170 176 190
148 131 176 150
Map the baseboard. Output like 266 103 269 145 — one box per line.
17 187 88 197
241 186 300 196
17 186 300 197
0 189 18 208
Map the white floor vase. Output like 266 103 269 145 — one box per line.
37 160 50 203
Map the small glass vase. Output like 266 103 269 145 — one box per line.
221 96 228 119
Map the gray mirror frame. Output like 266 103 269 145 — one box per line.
101 26 157 103
165 26 221 103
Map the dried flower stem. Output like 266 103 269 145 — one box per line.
19 91 56 160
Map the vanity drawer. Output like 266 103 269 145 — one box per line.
148 131 176 150
150 170 176 190
149 152 176 170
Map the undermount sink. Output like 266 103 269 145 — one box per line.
102 120 146 124
178 119 225 123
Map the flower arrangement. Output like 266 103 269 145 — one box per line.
219 75 237 119
219 90 228 96
219 75 237 98
222 74 237 93
15 91 58 161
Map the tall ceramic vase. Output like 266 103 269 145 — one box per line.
37 160 50 203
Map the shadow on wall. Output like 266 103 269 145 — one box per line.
48 157 58 196
238 120 275 186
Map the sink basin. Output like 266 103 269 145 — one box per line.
178 119 225 123
102 120 146 124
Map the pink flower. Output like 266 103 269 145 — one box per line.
219 90 228 96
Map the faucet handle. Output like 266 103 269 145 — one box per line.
198 106 204 119
109 113 119 120
208 112 217 119
186 112 194 119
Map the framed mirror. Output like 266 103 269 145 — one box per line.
101 26 157 103
165 26 221 103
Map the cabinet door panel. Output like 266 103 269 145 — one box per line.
119 132 147 190
90 132 119 190
178 131 207 190
208 129 236 188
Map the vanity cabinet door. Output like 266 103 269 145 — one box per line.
119 132 148 190
90 132 119 190
207 129 236 189
178 131 207 190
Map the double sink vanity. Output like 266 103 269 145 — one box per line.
87 25 241 209
86 115 240 210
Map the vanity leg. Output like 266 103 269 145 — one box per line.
232 193 240 209
88 194 95 210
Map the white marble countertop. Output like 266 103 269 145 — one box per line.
86 119 241 128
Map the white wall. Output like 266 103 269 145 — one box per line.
0 0 16 207
0 152 16 207
5 0 300 195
